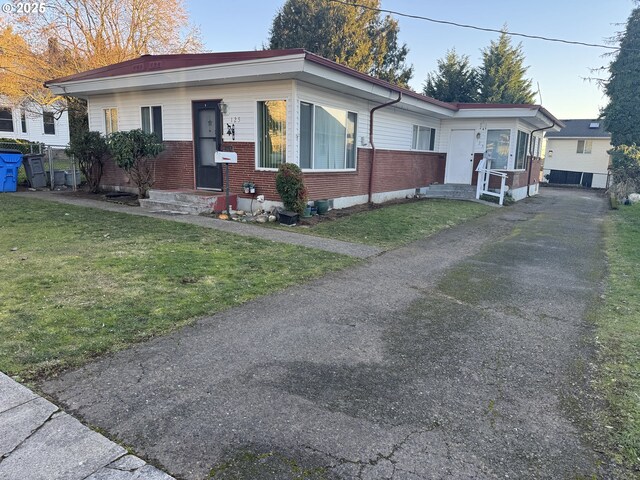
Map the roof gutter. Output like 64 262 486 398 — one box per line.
368 91 402 203
526 117 557 197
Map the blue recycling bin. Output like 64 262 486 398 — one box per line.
0 149 23 192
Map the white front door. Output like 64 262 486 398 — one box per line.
445 129 475 184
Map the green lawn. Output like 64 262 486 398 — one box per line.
596 204 640 474
293 199 491 248
0 196 357 381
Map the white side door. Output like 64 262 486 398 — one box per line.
445 129 475 184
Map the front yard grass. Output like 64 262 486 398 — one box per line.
294 199 491 249
596 204 640 475
0 196 357 381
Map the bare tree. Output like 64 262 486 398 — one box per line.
0 0 202 110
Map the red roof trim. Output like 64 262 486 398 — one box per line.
303 52 457 111
45 49 307 85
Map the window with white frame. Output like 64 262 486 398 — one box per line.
485 129 511 169
257 100 286 169
299 102 357 170
0 108 13 132
577 139 592 154
43 111 55 135
412 125 436 151
515 130 529 169
141 106 163 141
20 110 27 133
103 108 118 135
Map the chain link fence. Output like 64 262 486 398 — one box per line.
0 140 82 190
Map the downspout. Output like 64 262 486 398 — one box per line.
526 119 556 197
368 91 402 203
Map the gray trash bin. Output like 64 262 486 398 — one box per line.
22 154 47 188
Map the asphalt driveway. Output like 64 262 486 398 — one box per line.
42 188 608 479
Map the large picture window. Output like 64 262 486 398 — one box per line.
257 100 286 169
412 125 436 151
485 129 511 169
141 106 163 141
515 130 529 169
0 108 13 132
104 108 118 135
300 102 357 170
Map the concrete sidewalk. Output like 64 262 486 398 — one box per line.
0 373 173 480
11 191 383 259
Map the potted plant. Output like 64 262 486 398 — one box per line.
242 181 256 194
275 163 307 225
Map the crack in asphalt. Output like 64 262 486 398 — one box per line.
303 424 441 479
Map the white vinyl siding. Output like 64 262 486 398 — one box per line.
0 103 70 146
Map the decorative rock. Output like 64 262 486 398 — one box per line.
628 193 640 204
268 215 276 222
218 213 229 220
236 210 245 216
256 215 268 223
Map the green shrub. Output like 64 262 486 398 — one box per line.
275 163 307 214
108 129 164 198
609 145 640 200
66 131 108 193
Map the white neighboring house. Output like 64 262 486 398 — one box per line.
0 100 70 147
543 119 611 189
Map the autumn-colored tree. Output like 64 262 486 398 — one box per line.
268 0 413 87
0 0 202 112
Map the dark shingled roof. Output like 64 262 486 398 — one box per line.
545 119 610 138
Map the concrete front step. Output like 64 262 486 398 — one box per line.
138 199 211 214
142 190 237 214
423 184 476 199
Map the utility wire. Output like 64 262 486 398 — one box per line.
327 0 620 50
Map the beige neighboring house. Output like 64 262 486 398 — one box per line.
543 119 611 189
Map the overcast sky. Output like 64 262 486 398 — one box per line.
190 0 635 119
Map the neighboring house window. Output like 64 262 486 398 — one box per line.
515 130 529 169
43 112 55 135
577 139 592 154
485 129 511 169
20 110 27 133
0 108 14 132
141 106 163 141
104 108 118 135
299 101 357 170
257 100 286 169
412 125 436 151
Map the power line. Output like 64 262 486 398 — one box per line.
327 0 620 51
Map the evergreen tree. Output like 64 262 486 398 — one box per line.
423 49 478 103
478 31 535 104
268 0 413 87
602 4 640 146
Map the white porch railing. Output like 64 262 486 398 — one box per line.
475 158 508 206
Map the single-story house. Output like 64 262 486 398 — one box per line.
0 99 70 147
543 119 611 189
45 49 562 211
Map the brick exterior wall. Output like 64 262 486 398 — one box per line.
223 142 446 202
101 141 195 191
99 139 447 204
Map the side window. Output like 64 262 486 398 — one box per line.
104 108 118 135
577 139 592 154
515 130 529 169
141 106 163 141
20 110 27 133
412 125 436 151
485 129 511 169
43 112 55 135
0 108 14 132
257 100 287 169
